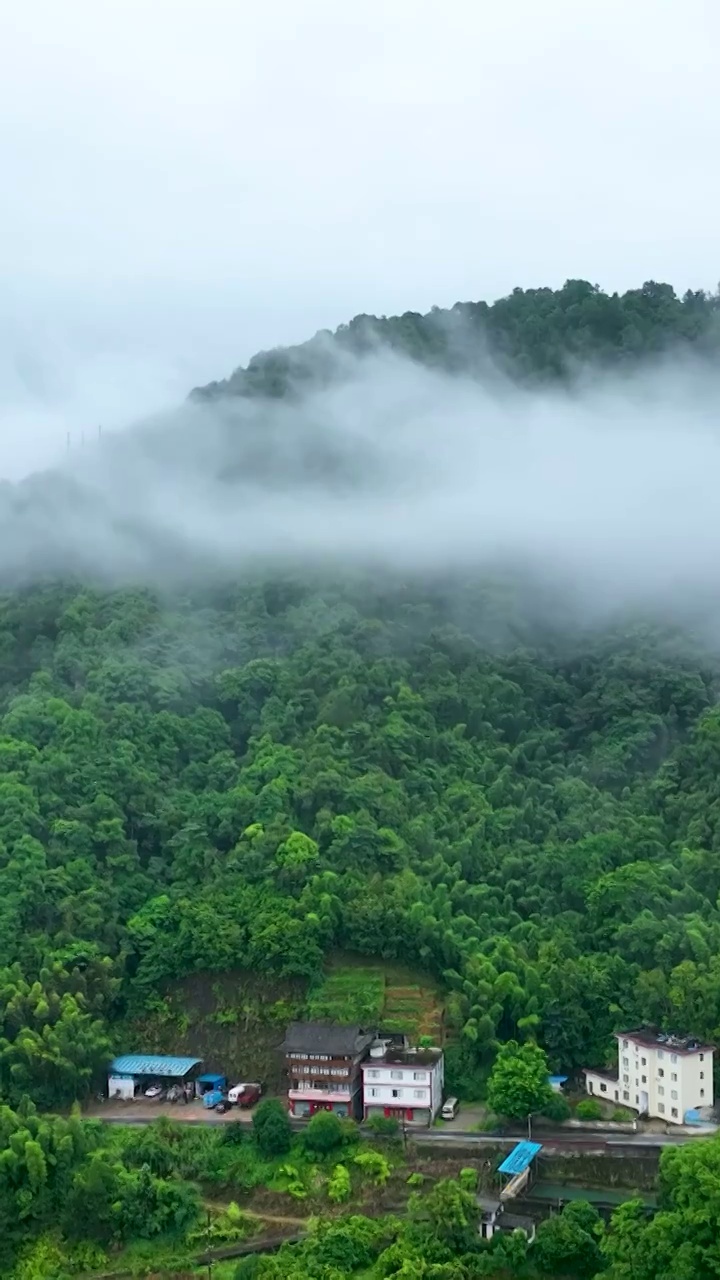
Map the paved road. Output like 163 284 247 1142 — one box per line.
94 1110 711 1149
413 1128 705 1149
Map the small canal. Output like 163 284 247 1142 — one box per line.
517 1180 657 1219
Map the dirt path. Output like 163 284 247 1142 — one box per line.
204 1201 307 1227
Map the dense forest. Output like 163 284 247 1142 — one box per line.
191 278 720 400
4 279 720 1274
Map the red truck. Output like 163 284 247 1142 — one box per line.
227 1081 263 1108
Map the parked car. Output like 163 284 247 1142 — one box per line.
440 1096 459 1120
227 1081 248 1104
234 1082 263 1109
144 1081 165 1100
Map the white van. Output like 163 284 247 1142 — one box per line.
441 1096 459 1121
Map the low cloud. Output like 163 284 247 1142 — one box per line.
1 345 719 622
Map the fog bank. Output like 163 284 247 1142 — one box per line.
1 348 718 615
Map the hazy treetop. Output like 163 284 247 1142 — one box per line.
1 0 719 472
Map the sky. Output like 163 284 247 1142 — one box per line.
1 0 719 477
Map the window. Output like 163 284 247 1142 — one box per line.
671 1054 678 1064
658 1068 664 1077
623 1091 629 1101
658 1103 665 1113
391 1089 403 1099
390 1070 403 1081
635 1079 639 1087
700 1054 705 1062
413 1071 425 1081
413 1089 425 1099
671 1090 678 1100
671 1073 678 1082
658 1049 664 1060
600 1083 607 1093
658 1086 664 1095
700 1072 705 1080
615 1091 619 1101
671 1107 678 1117
623 1073 629 1083
641 1057 646 1066
622 1057 629 1067
367 1070 379 1079
635 1095 639 1104
641 1075 647 1084
623 1040 628 1048
701 1089 705 1098
369 1088 378 1098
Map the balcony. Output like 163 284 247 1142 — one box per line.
288 1085 354 1103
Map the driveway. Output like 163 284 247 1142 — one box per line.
86 1098 260 1125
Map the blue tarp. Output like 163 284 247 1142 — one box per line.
109 1055 202 1078
548 1075 568 1086
197 1073 225 1086
498 1141 543 1176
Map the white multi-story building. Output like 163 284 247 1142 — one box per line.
585 1029 714 1125
361 1041 444 1126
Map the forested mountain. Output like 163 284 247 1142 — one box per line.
2 571 720 1107
191 279 720 401
4 279 720 1273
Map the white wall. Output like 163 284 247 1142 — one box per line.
108 1074 134 1099
615 1037 714 1123
585 1071 620 1105
363 1057 444 1119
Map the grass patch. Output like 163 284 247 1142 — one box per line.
308 954 446 1044
307 968 386 1024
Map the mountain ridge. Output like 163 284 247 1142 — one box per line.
190 278 720 403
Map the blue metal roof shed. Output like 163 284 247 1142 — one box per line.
110 1055 202 1078
498 1141 543 1176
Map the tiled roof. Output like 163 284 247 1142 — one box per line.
281 1022 376 1056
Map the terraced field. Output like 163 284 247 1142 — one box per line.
308 954 447 1044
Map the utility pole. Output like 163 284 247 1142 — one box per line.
527 1111 541 1141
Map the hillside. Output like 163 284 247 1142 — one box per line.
122 955 446 1091
4 279 720 1273
2 568 720 1104
190 278 720 401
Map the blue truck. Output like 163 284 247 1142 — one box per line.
196 1073 228 1109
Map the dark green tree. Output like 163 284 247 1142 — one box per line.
252 1098 292 1157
